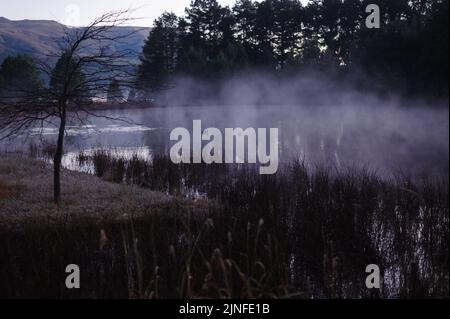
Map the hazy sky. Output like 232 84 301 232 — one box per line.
0 0 309 27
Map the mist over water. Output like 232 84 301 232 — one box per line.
4 73 449 178
143 102 449 178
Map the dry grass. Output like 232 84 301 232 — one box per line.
0 179 25 202
0 154 209 226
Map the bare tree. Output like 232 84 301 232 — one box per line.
0 10 140 204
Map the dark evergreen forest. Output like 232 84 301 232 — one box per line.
137 0 449 100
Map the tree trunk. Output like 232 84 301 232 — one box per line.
53 110 66 205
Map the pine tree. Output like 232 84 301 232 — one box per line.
107 79 124 103
0 54 43 98
138 12 179 93
50 51 89 102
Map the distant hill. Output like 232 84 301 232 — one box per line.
0 17 150 64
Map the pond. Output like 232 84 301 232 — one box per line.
2 104 449 178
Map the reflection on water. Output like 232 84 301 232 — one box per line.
30 124 155 137
3 104 449 178
63 146 153 173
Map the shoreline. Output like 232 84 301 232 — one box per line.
0 154 209 226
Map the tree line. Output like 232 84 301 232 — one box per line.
0 54 125 104
0 0 448 103
137 0 449 99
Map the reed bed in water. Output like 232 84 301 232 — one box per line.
0 151 448 298
87 150 450 297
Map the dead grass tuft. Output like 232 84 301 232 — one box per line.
0 179 25 202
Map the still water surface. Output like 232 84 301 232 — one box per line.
3 105 448 178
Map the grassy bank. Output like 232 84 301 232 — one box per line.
0 153 448 298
